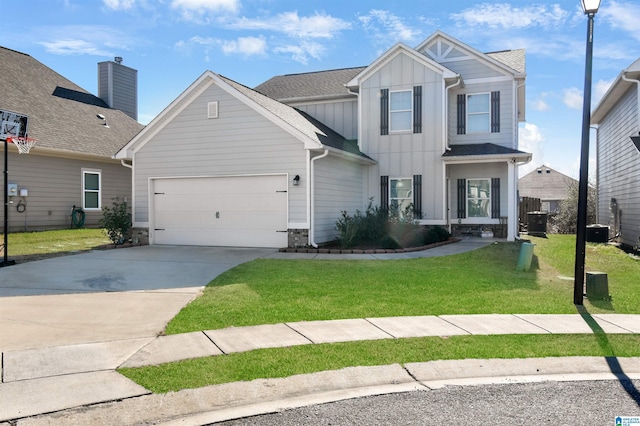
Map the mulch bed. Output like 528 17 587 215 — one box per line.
278 237 461 254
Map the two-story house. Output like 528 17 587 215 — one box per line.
116 31 530 248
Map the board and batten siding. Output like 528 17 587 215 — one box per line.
358 52 446 219
1 153 131 232
132 82 308 227
313 153 366 243
293 99 358 140
596 85 640 248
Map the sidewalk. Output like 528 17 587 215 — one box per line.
2 313 640 425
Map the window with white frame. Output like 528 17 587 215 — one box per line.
467 179 491 218
82 169 101 210
390 178 413 214
466 93 490 133
390 90 412 132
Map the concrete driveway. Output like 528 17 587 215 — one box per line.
0 246 276 351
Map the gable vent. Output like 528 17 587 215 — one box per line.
208 101 219 119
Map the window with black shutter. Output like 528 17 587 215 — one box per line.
413 86 422 134
491 91 500 133
491 178 501 218
413 174 422 218
457 94 466 135
380 89 389 135
457 178 466 218
380 176 389 210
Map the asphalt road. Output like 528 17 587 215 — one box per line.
215 380 640 425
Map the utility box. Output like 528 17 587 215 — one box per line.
586 272 610 300
527 212 548 237
586 225 609 243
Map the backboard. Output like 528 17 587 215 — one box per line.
0 109 29 140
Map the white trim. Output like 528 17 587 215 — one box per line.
389 89 413 133
207 101 218 119
81 168 102 211
463 76 513 85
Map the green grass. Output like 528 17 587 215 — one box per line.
165 235 639 334
3 228 110 259
117 234 640 393
120 334 640 393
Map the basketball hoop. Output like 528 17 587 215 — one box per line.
7 136 37 154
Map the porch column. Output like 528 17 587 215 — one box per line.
507 159 516 241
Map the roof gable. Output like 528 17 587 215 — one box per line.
416 31 525 77
0 46 143 158
519 165 577 200
346 42 458 88
592 57 640 123
116 71 371 161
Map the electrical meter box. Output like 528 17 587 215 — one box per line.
8 183 17 197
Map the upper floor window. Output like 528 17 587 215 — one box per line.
390 90 412 132
380 86 422 135
82 169 101 210
467 93 490 133
457 91 500 135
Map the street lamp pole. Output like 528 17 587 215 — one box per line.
574 0 601 305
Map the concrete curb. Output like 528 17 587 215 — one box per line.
14 357 640 425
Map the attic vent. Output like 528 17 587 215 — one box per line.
208 101 219 119
546 169 551 174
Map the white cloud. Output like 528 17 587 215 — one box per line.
220 36 267 56
451 3 569 29
358 10 422 43
39 39 114 56
273 41 326 65
532 93 550 112
171 0 240 22
103 0 136 10
563 87 583 110
518 122 545 176
230 11 351 38
600 0 640 42
593 78 614 106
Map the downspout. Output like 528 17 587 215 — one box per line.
120 159 132 169
443 76 461 229
444 76 461 151
621 73 640 131
309 149 329 248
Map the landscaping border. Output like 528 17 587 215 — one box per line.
278 238 462 254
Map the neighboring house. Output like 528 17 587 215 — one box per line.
519 166 578 213
0 46 144 232
116 31 531 248
591 57 640 250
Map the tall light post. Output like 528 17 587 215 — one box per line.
574 0 601 305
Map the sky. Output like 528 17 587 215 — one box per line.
1 0 639 179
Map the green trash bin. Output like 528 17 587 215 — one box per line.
516 242 535 271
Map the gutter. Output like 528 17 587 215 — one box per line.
120 159 133 169
309 149 329 248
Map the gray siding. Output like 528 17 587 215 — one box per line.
133 82 308 226
597 86 640 248
313 153 366 243
2 153 131 232
294 99 358 140
447 162 508 222
449 80 515 148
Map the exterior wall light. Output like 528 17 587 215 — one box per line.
293 175 300 186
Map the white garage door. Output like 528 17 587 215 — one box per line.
151 175 288 248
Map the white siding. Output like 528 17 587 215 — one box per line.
358 52 446 220
313 153 366 243
132 82 308 227
294 99 358 140
596 86 640 248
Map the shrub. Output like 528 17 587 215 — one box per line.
99 197 132 246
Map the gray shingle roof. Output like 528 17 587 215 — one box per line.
518 165 577 201
443 143 528 157
220 75 371 160
254 67 365 101
487 49 526 74
0 46 143 157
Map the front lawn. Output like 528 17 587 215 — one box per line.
119 234 640 393
2 228 111 262
165 235 639 334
